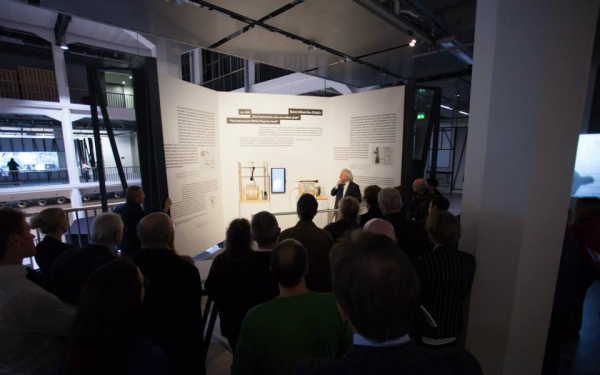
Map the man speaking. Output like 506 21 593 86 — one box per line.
331 169 362 209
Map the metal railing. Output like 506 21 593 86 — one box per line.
69 88 135 109
0 166 141 188
23 202 123 269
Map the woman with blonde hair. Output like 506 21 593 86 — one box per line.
30 207 72 277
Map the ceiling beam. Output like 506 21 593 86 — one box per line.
53 13 71 47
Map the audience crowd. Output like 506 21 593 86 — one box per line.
5 179 594 374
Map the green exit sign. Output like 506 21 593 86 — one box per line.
417 113 426 120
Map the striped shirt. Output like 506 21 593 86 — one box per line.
414 244 476 339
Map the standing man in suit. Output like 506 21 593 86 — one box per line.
133 213 203 375
331 169 361 209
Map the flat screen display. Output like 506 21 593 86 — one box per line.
0 152 59 173
572 134 600 198
271 168 286 194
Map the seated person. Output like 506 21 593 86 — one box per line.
363 218 395 241
426 177 442 196
62 259 169 375
227 212 280 351
132 213 203 375
408 178 434 223
0 207 76 374
429 195 450 214
296 232 482 375
31 208 73 278
280 194 334 292
359 185 384 227
414 212 476 347
324 197 360 242
205 218 255 349
378 187 430 259
232 239 352 375
51 213 121 305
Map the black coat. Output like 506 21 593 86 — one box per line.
296 342 482 375
51 243 118 305
133 248 204 375
114 202 147 257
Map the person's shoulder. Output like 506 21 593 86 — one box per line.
429 347 483 374
295 358 347 375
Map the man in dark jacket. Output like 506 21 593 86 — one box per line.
51 213 121 305
330 169 361 209
133 213 203 375
296 232 482 375
114 186 171 258
280 194 334 292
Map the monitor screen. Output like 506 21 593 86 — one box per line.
271 168 286 194
0 152 59 172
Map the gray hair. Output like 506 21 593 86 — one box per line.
343 169 354 181
378 188 403 213
91 213 124 243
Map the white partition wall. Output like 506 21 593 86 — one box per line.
158 75 405 256
461 0 599 374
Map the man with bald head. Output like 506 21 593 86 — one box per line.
363 218 396 241
378 187 430 260
232 239 351 375
408 178 433 223
132 213 203 375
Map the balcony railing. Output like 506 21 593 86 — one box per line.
0 166 141 188
70 88 135 109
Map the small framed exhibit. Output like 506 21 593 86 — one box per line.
271 168 286 194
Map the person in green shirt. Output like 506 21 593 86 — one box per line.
231 239 352 375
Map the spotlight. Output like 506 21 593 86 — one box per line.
409 39 417 47
60 43 69 50
122 81 125 84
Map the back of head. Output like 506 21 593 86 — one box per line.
251 211 279 247
78 258 142 325
69 258 142 374
30 207 65 234
378 187 402 214
339 196 360 222
270 239 308 287
125 186 143 202
413 178 427 193
426 177 439 188
225 218 253 260
363 218 395 241
431 195 450 211
425 211 461 245
363 185 382 208
332 232 419 341
0 207 25 261
297 193 318 221
91 213 124 244
137 213 174 248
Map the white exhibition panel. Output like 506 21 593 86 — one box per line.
158 74 405 256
